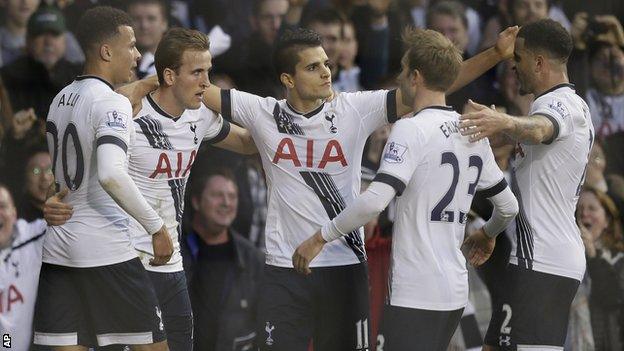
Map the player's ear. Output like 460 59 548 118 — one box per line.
100 43 113 62
534 54 544 73
163 68 176 87
412 68 422 88
280 73 295 89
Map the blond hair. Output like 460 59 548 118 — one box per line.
155 27 210 85
402 28 463 92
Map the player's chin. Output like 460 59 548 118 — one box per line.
318 87 333 99
188 99 202 110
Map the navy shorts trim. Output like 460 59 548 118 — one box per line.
257 263 370 351
484 264 579 349
33 258 166 347
378 305 463 351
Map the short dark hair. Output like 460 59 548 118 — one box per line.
273 28 323 76
191 167 237 201
154 27 210 85
518 19 572 62
426 0 468 30
76 6 134 57
127 0 169 20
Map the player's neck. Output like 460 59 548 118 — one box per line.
286 93 324 117
412 90 447 114
151 88 184 118
533 70 569 98
81 63 117 87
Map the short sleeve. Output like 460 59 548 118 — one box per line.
92 95 133 153
374 120 424 196
475 139 507 198
530 96 573 144
341 89 398 135
200 109 231 144
220 89 270 128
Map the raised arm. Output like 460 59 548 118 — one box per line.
448 26 519 94
395 26 519 117
116 75 159 116
214 123 258 155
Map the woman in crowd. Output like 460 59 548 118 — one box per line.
577 187 624 351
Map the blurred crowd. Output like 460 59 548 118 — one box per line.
1 0 624 350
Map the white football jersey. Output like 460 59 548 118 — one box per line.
44 76 137 267
375 106 506 311
128 94 230 272
0 219 47 351
509 83 594 281
222 89 398 267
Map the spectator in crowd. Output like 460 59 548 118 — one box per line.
0 0 40 66
583 141 624 217
17 148 53 222
333 19 361 92
577 187 624 351
0 183 48 351
0 75 12 145
0 76 42 198
480 0 565 50
351 0 405 89
495 59 533 116
231 0 289 98
0 5 81 120
127 0 169 79
586 41 624 139
425 1 498 112
182 168 264 351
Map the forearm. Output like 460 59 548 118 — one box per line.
503 114 554 144
321 182 395 242
482 186 518 238
214 123 258 155
449 47 502 94
116 76 158 102
97 144 163 234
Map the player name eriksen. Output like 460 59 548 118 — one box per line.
439 120 460 138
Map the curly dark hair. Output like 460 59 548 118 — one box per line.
518 18 573 62
76 6 134 57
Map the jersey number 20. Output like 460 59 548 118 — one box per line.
46 121 85 191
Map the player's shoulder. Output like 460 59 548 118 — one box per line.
332 89 388 106
14 219 47 245
531 84 583 117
